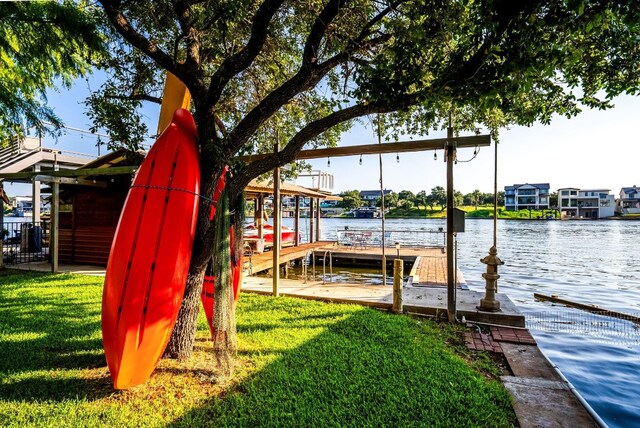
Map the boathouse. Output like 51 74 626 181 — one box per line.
57 150 142 265
50 151 338 266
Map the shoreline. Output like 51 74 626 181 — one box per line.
327 215 640 220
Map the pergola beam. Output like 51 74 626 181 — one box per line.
240 135 490 162
34 175 108 188
0 166 137 181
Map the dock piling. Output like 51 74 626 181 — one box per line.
393 258 403 313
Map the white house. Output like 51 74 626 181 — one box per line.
504 183 550 211
558 188 615 219
617 186 640 215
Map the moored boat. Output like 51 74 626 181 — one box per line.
244 223 297 247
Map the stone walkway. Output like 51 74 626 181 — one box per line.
464 326 599 428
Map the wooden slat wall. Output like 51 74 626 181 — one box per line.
58 187 127 266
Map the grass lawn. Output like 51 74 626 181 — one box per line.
0 269 517 427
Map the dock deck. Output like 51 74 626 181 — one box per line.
242 242 522 326
246 243 463 287
241 276 525 327
245 241 336 274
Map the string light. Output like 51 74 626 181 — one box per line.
457 146 481 163
359 154 362 165
434 151 437 161
396 153 400 163
327 157 331 167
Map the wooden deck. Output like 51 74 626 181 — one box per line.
241 276 525 327
246 243 464 288
245 241 336 274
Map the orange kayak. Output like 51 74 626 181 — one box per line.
102 109 200 389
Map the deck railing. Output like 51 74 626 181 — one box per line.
1 221 49 264
335 228 446 250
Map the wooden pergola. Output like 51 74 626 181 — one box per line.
244 134 492 320
244 178 340 247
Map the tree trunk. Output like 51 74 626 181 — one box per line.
164 153 221 359
164 268 205 358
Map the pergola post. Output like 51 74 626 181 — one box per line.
51 178 59 273
294 195 300 246
272 144 281 297
309 197 315 243
32 165 41 223
315 198 321 241
51 152 59 273
446 127 456 322
257 195 264 239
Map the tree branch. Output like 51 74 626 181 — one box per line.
301 0 348 68
224 3 395 158
98 0 199 92
441 0 540 87
230 97 415 195
171 0 201 71
206 0 285 105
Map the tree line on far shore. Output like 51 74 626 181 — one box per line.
339 188 561 212
339 188 507 211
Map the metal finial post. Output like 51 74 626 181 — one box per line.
479 139 502 311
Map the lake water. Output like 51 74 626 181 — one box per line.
283 217 640 428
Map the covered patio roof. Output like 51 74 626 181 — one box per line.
245 179 340 200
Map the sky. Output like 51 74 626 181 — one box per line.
7 76 640 198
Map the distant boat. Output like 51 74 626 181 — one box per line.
245 223 297 247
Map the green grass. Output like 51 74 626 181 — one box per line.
0 269 517 427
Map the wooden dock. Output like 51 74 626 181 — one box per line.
245 243 463 287
245 241 336 274
241 276 525 327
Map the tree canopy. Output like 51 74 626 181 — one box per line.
0 1 105 144
338 190 362 210
14 0 640 363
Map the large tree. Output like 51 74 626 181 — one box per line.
0 2 105 144
429 186 447 211
338 190 362 210
84 0 640 367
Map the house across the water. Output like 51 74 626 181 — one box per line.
558 188 615 219
504 183 550 211
616 185 640 215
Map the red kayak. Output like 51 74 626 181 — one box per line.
102 109 200 390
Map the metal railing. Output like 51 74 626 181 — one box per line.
526 310 640 346
1 221 49 264
321 250 333 284
335 228 446 250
